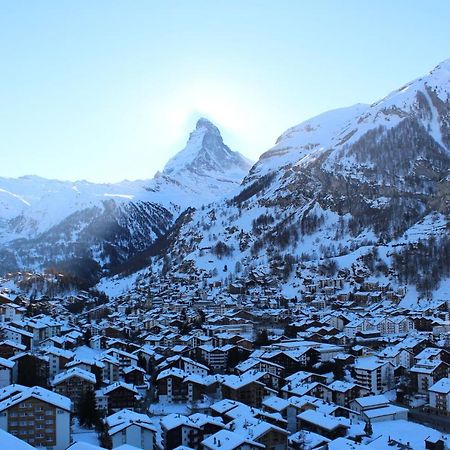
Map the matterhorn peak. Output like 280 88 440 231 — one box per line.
163 118 252 177
195 117 220 133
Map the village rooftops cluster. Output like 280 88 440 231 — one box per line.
0 269 448 450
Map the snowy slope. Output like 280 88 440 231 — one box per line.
141 58 450 302
0 176 149 242
249 59 450 185
0 119 252 282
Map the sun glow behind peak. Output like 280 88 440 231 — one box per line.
163 80 260 140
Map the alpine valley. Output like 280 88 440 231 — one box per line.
2 60 450 302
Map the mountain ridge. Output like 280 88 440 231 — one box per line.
113 59 450 301
0 119 252 282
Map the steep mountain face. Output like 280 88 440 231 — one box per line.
147 59 450 299
145 118 253 208
0 119 251 284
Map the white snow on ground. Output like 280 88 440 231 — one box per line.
399 285 420 309
72 419 100 448
148 402 193 449
148 402 191 416
97 269 147 298
366 420 448 449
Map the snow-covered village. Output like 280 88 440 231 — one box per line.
1 2 450 450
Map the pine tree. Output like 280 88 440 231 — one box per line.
77 389 100 428
364 420 373 436
255 329 270 347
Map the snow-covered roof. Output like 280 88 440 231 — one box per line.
52 367 96 386
262 395 290 412
0 386 71 412
43 346 75 359
429 377 450 394
0 428 36 449
106 409 156 435
0 356 14 369
298 410 349 431
67 442 107 450
352 394 389 408
354 357 386 371
362 404 408 419
202 429 264 450
102 382 138 395
221 371 266 389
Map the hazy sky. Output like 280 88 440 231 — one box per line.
1 1 450 183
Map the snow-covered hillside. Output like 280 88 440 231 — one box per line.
137 59 450 301
0 119 252 282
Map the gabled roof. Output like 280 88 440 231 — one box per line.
202 429 265 450
102 382 138 395
0 386 71 412
298 409 349 431
0 356 14 369
106 409 156 435
0 428 37 449
429 377 450 394
52 367 96 386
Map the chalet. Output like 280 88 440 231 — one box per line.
156 368 205 404
0 386 71 450
236 358 284 377
43 347 74 378
103 348 138 369
123 365 146 386
52 367 96 409
428 378 450 416
157 355 210 377
220 371 266 407
10 352 49 386
101 382 140 413
1 325 33 350
353 358 394 394
105 409 157 450
327 381 370 407
161 413 225 449
410 360 449 394
0 341 26 359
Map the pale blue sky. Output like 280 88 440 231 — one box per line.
1 1 450 182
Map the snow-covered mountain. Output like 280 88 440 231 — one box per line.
142 59 450 300
0 119 252 282
145 118 252 208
